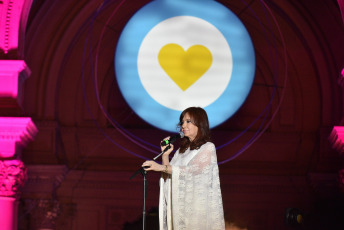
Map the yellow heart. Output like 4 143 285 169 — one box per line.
158 43 212 91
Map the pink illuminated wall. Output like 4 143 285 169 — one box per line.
329 67 344 189
0 0 32 55
1 1 36 230
0 117 37 158
330 1 344 189
0 61 30 99
329 126 344 155
0 118 37 230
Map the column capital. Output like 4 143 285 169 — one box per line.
0 159 27 198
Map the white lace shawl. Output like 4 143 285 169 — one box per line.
159 142 225 230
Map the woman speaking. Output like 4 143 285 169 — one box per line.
142 107 225 230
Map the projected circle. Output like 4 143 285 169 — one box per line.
138 16 232 110
115 0 255 132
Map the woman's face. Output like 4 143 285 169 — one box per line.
181 113 198 142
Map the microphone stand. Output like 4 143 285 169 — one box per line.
130 145 171 230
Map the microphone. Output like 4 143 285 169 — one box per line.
160 131 184 146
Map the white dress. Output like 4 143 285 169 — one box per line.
159 142 225 230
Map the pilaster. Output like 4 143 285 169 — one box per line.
0 117 37 230
329 68 344 191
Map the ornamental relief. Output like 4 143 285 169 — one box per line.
0 159 27 197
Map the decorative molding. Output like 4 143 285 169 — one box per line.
0 0 15 53
0 159 27 197
0 117 37 158
0 0 31 55
328 126 344 155
0 60 31 101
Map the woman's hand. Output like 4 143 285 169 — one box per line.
161 136 174 155
142 160 165 172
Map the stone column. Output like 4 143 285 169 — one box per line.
330 68 344 192
0 160 27 230
0 117 37 230
0 1 38 227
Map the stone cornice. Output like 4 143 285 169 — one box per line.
0 60 31 98
0 117 37 158
0 60 31 111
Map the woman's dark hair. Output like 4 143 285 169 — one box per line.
178 107 211 153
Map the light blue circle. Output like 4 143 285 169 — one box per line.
115 0 255 132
